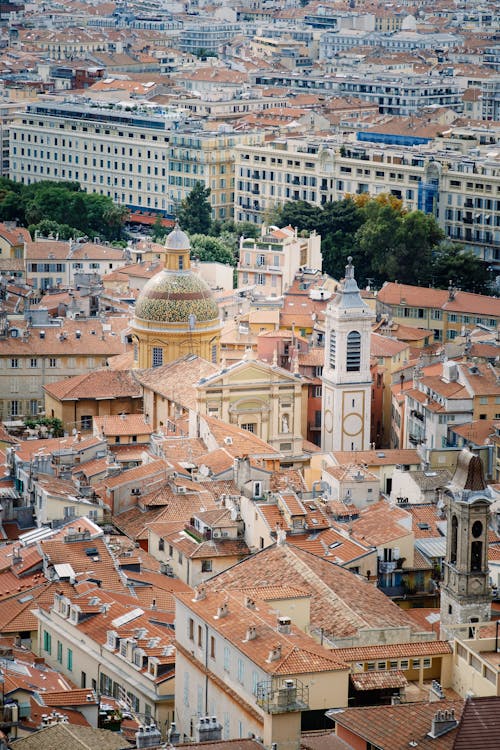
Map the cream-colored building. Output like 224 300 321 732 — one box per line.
238 224 322 297
0 317 128 424
233 128 500 263
32 473 104 527
9 100 259 221
196 355 305 455
174 587 349 746
36 589 176 731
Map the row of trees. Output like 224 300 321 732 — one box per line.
0 178 128 241
0 176 491 294
269 195 491 294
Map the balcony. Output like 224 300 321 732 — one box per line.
256 678 309 714
379 560 397 573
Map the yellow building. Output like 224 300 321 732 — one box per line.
131 224 222 369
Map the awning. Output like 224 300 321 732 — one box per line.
351 670 408 691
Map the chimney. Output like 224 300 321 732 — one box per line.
277 616 291 635
429 680 445 701
244 625 257 641
267 642 282 662
168 722 181 746
245 596 256 609
428 709 458 739
193 585 206 602
215 601 228 619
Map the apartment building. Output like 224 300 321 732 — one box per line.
174 586 349 745
234 132 500 264
376 282 500 342
399 359 500 460
238 224 322 296
0 317 127 423
36 587 176 730
9 101 255 220
178 23 241 54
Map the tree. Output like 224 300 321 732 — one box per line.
190 234 236 266
267 200 321 233
317 199 364 280
177 182 212 235
28 219 82 241
151 216 169 242
431 241 490 294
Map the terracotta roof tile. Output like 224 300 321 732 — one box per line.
175 588 348 675
44 369 141 401
350 670 408 690
206 544 424 642
332 699 464 750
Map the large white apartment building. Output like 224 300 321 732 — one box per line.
9 100 256 221
234 130 500 266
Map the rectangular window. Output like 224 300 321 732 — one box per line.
152 347 163 368
188 618 194 641
210 636 215 659
49 358 57 368
223 645 230 672
237 657 244 683
201 560 213 572
10 359 19 368
43 630 51 654
57 641 62 663
30 358 37 368
67 648 73 671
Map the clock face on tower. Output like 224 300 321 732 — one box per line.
470 577 483 594
343 413 362 436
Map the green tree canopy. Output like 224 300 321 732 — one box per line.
177 182 212 235
432 241 490 294
263 194 486 294
0 179 127 241
190 234 236 266
28 219 83 241
151 216 169 242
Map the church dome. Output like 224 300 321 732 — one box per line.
134 269 220 324
165 224 191 251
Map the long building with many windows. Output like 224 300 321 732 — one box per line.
9 100 258 221
233 129 500 266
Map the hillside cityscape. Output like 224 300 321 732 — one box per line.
0 0 499 748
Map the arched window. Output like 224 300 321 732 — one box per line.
450 515 458 564
346 331 361 372
329 332 336 369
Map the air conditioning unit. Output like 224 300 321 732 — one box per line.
131 488 141 496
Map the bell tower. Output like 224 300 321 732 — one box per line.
321 256 374 452
440 450 492 641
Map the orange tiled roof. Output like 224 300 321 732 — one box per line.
44 369 141 401
206 544 426 640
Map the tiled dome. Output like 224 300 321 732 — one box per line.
134 269 219 324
